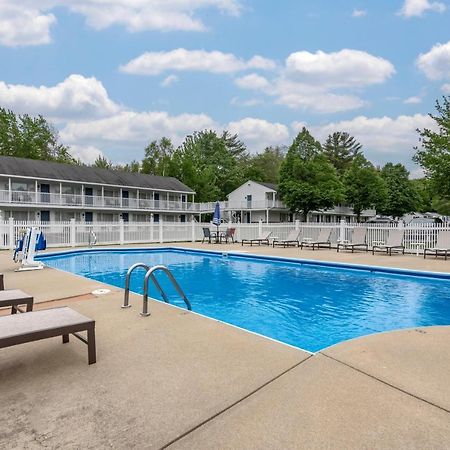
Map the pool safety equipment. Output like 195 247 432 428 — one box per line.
122 263 192 316
13 227 47 271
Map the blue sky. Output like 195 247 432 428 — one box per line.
1 0 450 174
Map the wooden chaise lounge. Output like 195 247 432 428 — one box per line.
424 230 450 260
0 273 34 314
372 229 405 256
241 231 272 246
0 307 96 364
337 228 368 253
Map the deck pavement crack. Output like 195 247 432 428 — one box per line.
321 352 450 415
159 354 314 449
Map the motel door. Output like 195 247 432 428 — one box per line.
122 190 129 207
40 184 50 203
85 187 93 205
40 211 50 222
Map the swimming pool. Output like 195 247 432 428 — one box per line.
40 248 450 352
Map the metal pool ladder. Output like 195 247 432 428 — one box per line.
122 263 192 316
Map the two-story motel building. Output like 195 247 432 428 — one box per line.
0 156 196 223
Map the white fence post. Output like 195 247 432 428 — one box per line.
150 214 154 242
8 217 14 250
339 219 346 242
159 218 163 244
191 217 195 242
70 218 76 247
295 219 300 231
119 219 124 245
258 218 263 236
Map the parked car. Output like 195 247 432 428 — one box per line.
366 216 396 224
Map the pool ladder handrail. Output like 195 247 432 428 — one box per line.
122 263 192 316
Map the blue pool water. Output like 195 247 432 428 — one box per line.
40 249 450 352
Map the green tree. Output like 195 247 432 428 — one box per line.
141 137 175 176
379 163 420 218
171 130 247 202
343 155 387 221
279 128 343 220
0 108 75 163
243 146 285 184
410 178 434 213
92 155 113 169
323 131 362 175
413 96 450 199
432 196 450 215
120 160 141 172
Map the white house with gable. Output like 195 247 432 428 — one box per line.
222 180 375 223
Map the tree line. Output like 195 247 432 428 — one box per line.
0 95 449 219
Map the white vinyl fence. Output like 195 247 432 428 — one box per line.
1 218 449 255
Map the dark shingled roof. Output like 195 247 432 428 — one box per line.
0 156 194 193
255 181 278 191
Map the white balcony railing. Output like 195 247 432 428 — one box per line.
0 190 290 213
0 190 374 216
0 190 198 212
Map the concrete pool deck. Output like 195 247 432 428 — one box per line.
1 244 450 448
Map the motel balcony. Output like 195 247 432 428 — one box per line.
0 189 198 212
198 200 288 211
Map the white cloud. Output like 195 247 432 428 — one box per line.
285 49 395 88
0 0 242 46
352 9 367 17
234 74 271 90
120 49 276 75
399 0 446 17
403 96 422 104
247 55 277 71
0 75 121 120
442 83 450 93
61 111 218 148
70 145 105 164
228 118 290 152
417 41 450 80
234 49 394 113
271 79 366 113
160 75 179 87
0 4 56 47
230 97 264 107
69 0 242 32
292 113 435 167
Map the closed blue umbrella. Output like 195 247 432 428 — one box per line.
212 201 221 240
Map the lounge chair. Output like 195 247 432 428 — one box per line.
241 231 272 246
0 273 34 314
300 228 332 250
272 230 301 248
0 306 96 365
201 227 217 244
337 228 368 253
424 230 450 260
220 227 236 244
372 229 405 256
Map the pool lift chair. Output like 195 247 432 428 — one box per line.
13 227 46 271
122 263 192 316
